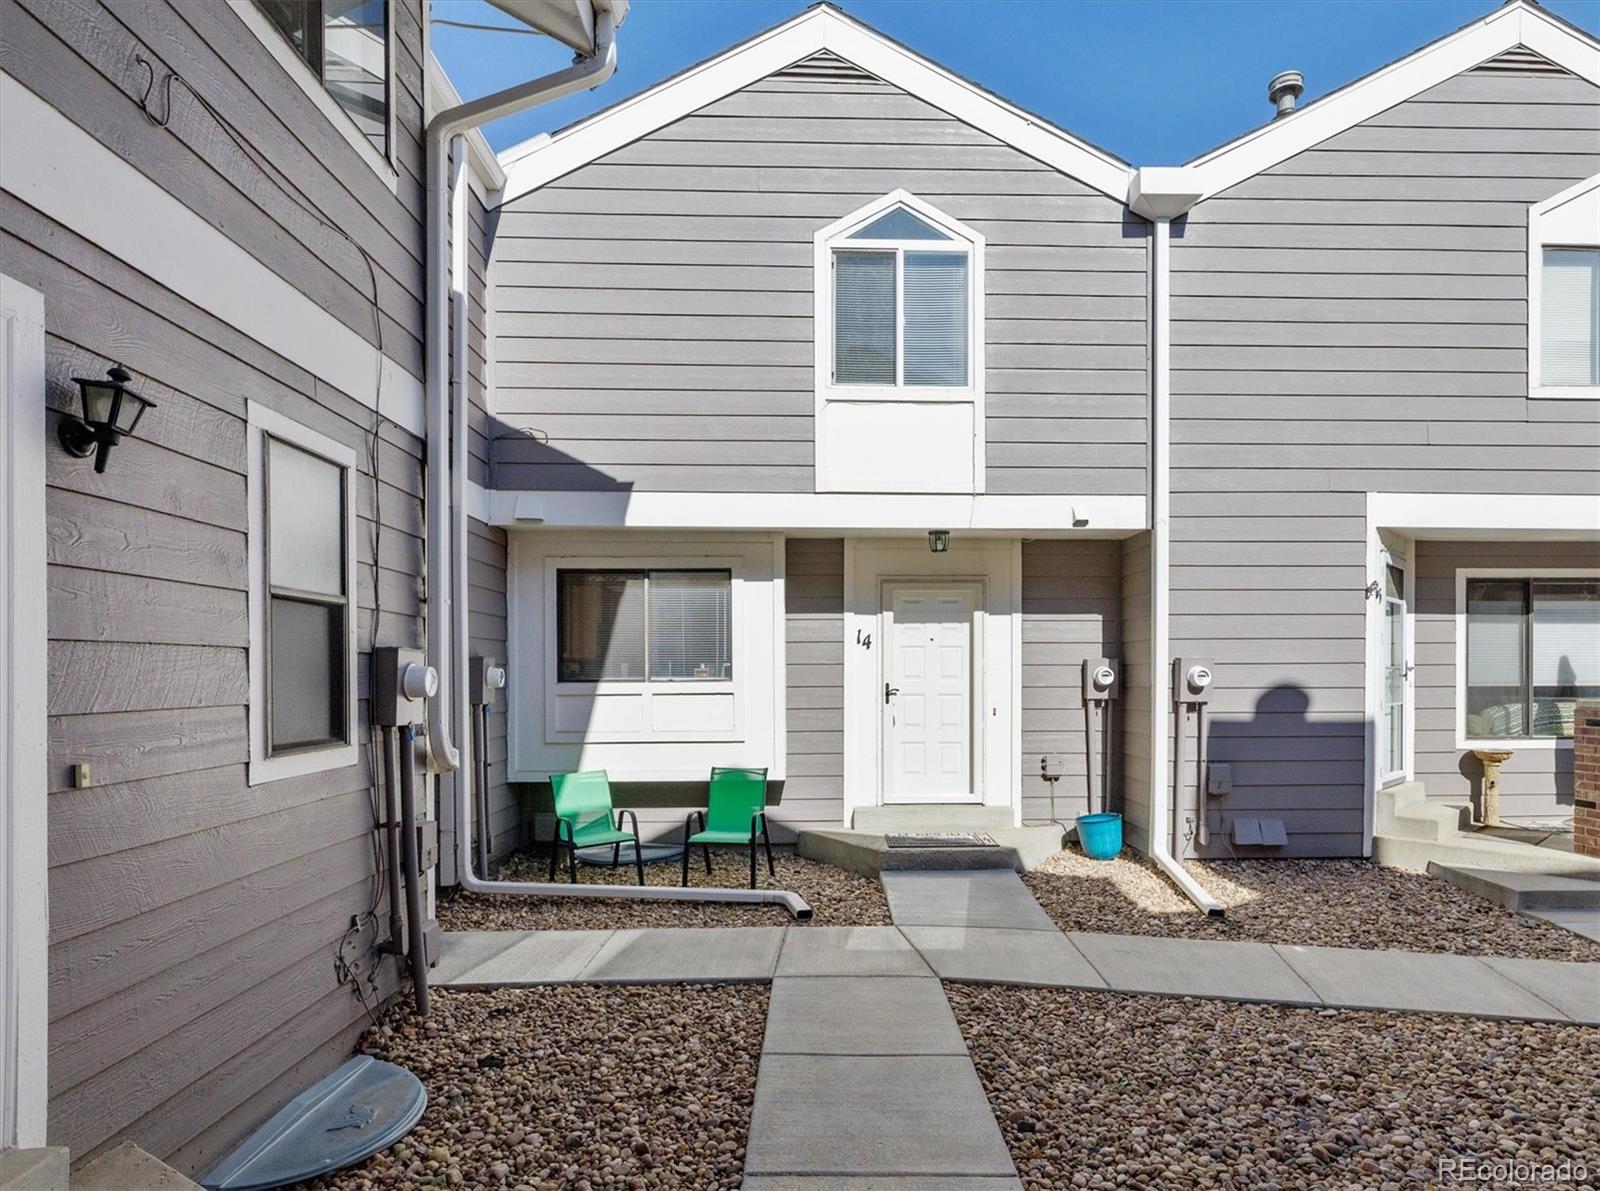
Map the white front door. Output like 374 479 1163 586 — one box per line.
1379 561 1411 786
882 584 978 802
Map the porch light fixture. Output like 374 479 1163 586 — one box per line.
59 364 155 474
928 530 950 553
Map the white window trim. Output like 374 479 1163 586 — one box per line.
1454 566 1599 752
813 190 986 493
229 0 400 194
1527 173 1600 401
247 400 361 785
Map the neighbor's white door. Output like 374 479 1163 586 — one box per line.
883 585 977 802
1379 561 1411 786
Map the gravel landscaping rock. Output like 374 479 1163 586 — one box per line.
438 848 890 931
308 984 767 1190
1025 849 1600 961
949 983 1600 1191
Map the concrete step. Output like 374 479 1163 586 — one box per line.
852 804 1016 832
1429 864 1600 912
1374 830 1600 877
0 1148 68 1191
71 1145 200 1190
799 824 1064 877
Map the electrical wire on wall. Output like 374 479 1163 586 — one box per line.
133 49 401 1020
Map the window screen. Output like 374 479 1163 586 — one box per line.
1466 577 1600 739
834 250 896 384
1542 248 1600 387
265 436 349 754
558 570 732 683
1465 579 1526 738
903 252 969 386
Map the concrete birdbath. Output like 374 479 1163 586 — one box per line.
1473 749 1516 827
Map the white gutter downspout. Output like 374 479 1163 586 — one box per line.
1149 216 1224 917
427 13 811 920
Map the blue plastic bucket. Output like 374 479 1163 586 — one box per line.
1076 812 1123 861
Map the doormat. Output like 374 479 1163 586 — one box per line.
884 832 996 848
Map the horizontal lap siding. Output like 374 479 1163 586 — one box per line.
468 520 520 856
1170 60 1600 858
782 538 846 836
1020 541 1122 825
489 67 1146 495
5 0 430 1171
1413 540 1599 822
1120 533 1152 848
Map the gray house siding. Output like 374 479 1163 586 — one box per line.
1119 533 1153 848
782 538 847 837
4 0 432 1171
1169 54 1600 857
487 57 1147 497
1019 540 1122 826
1413 538 1599 822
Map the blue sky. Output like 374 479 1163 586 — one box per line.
429 0 1600 165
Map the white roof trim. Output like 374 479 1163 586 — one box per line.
495 4 1131 206
815 187 984 245
1132 0 1600 216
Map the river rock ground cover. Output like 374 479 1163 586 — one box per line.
949 983 1600 1191
307 984 766 1189
1024 849 1600 961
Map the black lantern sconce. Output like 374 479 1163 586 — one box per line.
58 365 155 474
928 529 951 553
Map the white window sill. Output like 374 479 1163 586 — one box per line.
1529 385 1600 400
1458 737 1573 752
824 385 977 405
249 741 359 786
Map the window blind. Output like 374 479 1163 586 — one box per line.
1467 580 1526 687
1542 248 1600 386
834 250 896 384
903 251 968 386
559 571 646 681
648 571 732 680
1532 581 1600 690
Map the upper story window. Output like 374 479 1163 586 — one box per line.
558 569 733 684
1464 575 1599 743
246 401 359 784
1540 248 1599 387
257 1 390 157
822 195 981 394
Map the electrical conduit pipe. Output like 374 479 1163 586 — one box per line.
1149 217 1223 917
428 11 812 921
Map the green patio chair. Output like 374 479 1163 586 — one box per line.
547 770 644 885
682 766 773 889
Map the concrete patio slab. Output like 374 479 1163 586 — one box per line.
880 870 1057 931
432 930 613 987
1526 907 1600 943
1068 932 1321 1006
745 1054 1015 1178
577 926 785 984
1274 944 1571 1020
901 926 1106 988
764 976 967 1056
776 926 931 977
742 1178 1023 1189
1479 956 1600 1025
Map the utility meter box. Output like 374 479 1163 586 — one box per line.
1206 762 1233 797
373 646 434 727
1172 657 1215 705
1082 657 1120 704
1039 752 1069 780
468 656 507 707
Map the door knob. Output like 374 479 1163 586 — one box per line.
884 682 899 704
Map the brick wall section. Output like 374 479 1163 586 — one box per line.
1576 701 1600 859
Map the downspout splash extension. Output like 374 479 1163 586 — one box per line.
1149 216 1223 918
427 13 811 921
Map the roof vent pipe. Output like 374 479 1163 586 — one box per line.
1267 70 1304 117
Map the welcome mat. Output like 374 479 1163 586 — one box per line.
884 832 997 848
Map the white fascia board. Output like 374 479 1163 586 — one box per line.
0 73 425 437
1135 1 1600 214
426 53 508 193
469 484 1147 534
496 5 1131 204
1367 492 1600 537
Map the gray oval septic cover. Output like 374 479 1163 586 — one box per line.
199 1055 426 1191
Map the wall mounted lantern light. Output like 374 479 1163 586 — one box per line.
59 364 155 474
928 529 951 553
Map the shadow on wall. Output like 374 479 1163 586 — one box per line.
1194 684 1371 860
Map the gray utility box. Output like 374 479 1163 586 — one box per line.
468 655 505 707
1172 657 1215 705
1039 752 1070 780
372 646 429 727
1082 657 1120 704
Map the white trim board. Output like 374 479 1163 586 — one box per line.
496 3 1131 204
1368 492 1600 538
1527 173 1600 402
0 274 48 1148
245 401 362 786
470 484 1146 535
0 73 425 437
1452 567 1599 753
1131 0 1600 216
